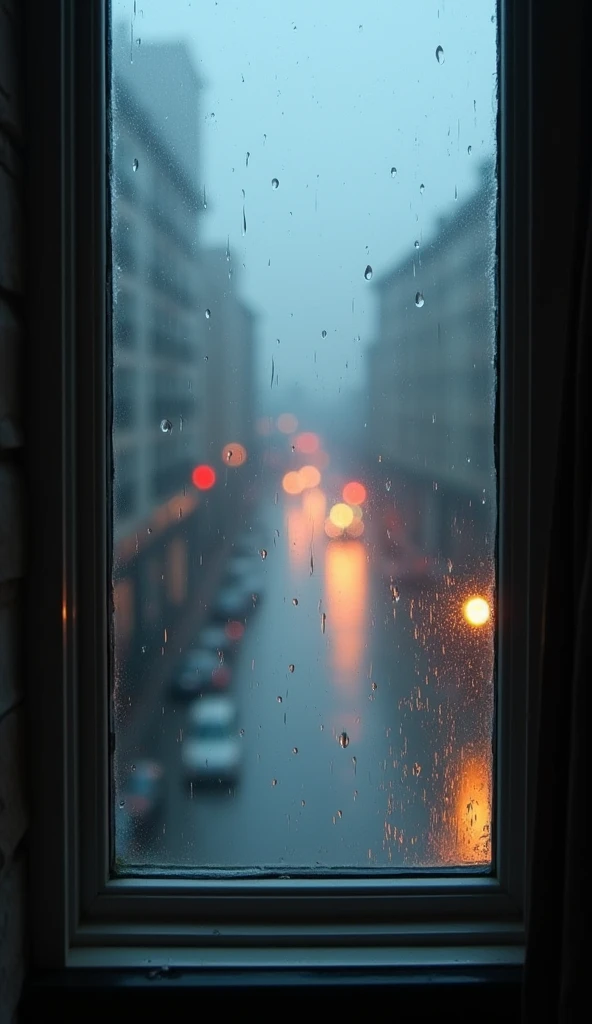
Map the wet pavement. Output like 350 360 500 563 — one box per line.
118 484 494 873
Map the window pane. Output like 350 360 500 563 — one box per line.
111 0 497 872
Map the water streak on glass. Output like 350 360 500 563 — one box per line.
111 0 498 872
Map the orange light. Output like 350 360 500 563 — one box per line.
298 465 322 489
324 517 343 539
282 470 304 495
329 503 354 529
277 413 298 434
302 487 327 526
294 431 320 454
346 518 365 538
463 597 490 627
192 464 216 490
221 442 247 467
343 481 367 505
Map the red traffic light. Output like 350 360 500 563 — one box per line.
192 464 216 490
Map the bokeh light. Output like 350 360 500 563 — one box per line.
191 464 216 490
294 431 320 454
346 518 365 538
221 442 247 467
277 413 298 434
463 596 491 627
282 470 304 495
329 503 354 529
342 480 367 505
225 620 245 641
324 517 343 539
298 465 322 489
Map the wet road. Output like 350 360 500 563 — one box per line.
120 487 493 872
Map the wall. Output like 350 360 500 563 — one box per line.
0 1 27 1021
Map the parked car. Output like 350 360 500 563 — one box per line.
170 648 231 701
181 696 241 785
211 581 256 622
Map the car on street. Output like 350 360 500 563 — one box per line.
170 648 231 701
181 696 241 785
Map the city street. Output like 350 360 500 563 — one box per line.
119 483 493 872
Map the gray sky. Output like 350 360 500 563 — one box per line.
115 0 497 404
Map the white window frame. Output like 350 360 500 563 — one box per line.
27 0 543 973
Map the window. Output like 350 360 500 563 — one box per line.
28 0 543 980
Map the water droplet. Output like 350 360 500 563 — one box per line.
245 151 250 167
415 291 425 308
271 778 278 787
132 158 139 172
259 549 267 560
414 240 420 249
271 177 279 189
321 330 327 338
292 747 298 755
436 45 445 63
277 695 283 703
390 166 397 177
371 681 378 691
141 645 146 654
119 800 125 808
292 598 298 606
337 809 343 818
288 664 295 673
454 184 458 200
239 728 245 736
321 612 326 634
205 309 211 319
147 526 152 535
301 799 306 807
419 183 425 195
338 731 350 749
160 418 173 433
467 145 472 155
364 265 373 280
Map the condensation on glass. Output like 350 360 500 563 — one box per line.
110 0 498 873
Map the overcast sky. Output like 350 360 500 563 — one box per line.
114 0 497 407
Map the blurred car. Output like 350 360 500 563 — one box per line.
212 581 260 622
116 759 165 839
198 622 241 660
170 648 231 701
181 696 241 785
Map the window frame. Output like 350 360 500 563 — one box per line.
27 0 537 972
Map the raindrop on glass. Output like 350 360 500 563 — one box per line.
436 45 445 63
364 265 373 281
338 731 350 749
277 695 283 703
119 800 125 808
419 183 425 195
239 728 245 737
414 240 420 249
259 549 268 560
292 598 298 606
415 291 425 308
390 166 397 177
132 158 139 172
321 330 327 338
288 664 295 673
321 612 326 634
271 778 278 787
205 309 211 319
371 681 378 692
292 747 299 755
467 145 472 155
160 418 173 433
271 178 279 189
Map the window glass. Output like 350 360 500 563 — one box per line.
111 0 498 872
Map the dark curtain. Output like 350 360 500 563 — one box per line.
522 159 592 1022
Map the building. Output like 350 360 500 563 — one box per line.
367 162 497 575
